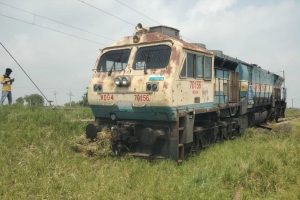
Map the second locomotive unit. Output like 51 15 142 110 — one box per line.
86 24 286 162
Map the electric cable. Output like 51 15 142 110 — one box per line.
0 13 105 45
0 1 114 42
114 0 160 25
1 41 52 105
77 0 136 27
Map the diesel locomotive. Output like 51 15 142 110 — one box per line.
86 24 286 162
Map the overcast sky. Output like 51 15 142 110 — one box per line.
0 0 299 107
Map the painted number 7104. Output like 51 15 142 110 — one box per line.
99 94 114 101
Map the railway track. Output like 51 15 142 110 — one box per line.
257 114 300 130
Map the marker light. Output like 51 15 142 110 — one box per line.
146 83 159 91
146 83 152 91
152 83 158 91
93 84 102 92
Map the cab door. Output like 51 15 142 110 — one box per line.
229 71 239 102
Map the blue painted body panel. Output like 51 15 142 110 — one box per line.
236 63 280 102
236 64 249 80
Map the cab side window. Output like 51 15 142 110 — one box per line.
187 53 194 78
204 56 212 79
180 59 187 77
180 53 194 78
196 55 204 78
180 52 212 79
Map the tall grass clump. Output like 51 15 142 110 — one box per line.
0 106 299 199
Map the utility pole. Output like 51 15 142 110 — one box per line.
53 91 57 105
292 98 294 108
282 70 285 88
68 91 74 106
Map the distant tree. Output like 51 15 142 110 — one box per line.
24 94 44 106
64 101 77 107
15 97 24 105
78 88 88 106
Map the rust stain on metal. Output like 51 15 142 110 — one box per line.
100 74 107 79
165 66 172 76
163 82 169 89
109 81 114 87
181 40 213 55
202 86 209 102
143 32 167 42
137 78 143 84
170 46 180 65
151 69 156 74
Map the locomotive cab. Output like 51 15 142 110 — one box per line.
88 25 215 123
87 25 215 159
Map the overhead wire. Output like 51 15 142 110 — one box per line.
0 1 192 100
0 2 107 105
76 0 136 27
0 13 105 45
110 0 193 42
0 1 114 42
0 41 52 105
114 0 160 25
75 0 193 42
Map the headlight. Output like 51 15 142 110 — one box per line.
122 77 129 86
114 77 121 86
115 76 130 87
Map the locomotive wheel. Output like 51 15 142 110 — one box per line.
227 123 233 139
112 142 122 156
86 123 98 140
112 141 129 156
223 131 229 140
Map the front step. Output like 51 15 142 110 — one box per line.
178 116 185 162
128 152 165 159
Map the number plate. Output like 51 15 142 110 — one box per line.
134 94 150 102
99 94 114 101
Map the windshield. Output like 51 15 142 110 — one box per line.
133 45 171 70
97 49 131 72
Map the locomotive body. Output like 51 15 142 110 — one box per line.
87 25 286 161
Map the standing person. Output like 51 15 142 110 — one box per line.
0 68 14 105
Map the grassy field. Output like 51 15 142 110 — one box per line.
0 106 299 199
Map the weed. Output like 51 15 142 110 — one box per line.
0 106 299 199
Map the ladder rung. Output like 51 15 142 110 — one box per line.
178 127 184 131
194 127 206 133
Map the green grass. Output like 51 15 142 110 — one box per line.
285 108 300 118
0 106 299 199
